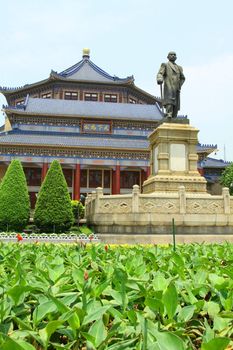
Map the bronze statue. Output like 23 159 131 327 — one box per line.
157 52 185 118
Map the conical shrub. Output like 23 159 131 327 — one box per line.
0 159 30 231
34 160 74 233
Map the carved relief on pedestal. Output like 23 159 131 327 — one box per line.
140 198 179 213
186 199 224 214
100 199 131 213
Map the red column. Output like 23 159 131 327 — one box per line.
115 165 121 194
73 164 81 200
112 170 116 194
41 163 48 183
141 169 146 187
198 167 204 176
146 166 150 179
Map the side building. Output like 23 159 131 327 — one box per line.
0 49 223 207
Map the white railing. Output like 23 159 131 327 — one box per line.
0 232 99 243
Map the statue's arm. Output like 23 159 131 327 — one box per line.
179 66 185 87
157 63 166 85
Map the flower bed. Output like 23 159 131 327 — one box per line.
0 243 232 349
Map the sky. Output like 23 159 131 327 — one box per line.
0 0 233 160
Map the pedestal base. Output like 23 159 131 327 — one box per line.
143 174 207 193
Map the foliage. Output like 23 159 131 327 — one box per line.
34 160 74 233
69 224 94 235
0 243 233 349
0 159 30 231
71 200 85 220
220 162 233 194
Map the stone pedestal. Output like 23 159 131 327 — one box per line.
143 122 207 193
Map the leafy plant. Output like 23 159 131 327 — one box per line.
71 200 85 221
220 162 233 194
34 160 74 233
0 242 233 349
0 159 30 231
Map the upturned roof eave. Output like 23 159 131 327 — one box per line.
0 75 158 102
3 108 161 123
131 83 159 102
0 72 134 95
0 76 55 95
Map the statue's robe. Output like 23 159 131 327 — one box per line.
157 61 185 110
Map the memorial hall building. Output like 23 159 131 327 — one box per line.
0 49 227 207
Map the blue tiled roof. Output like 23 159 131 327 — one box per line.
200 157 231 168
58 56 133 83
0 131 149 149
5 97 163 121
196 143 217 152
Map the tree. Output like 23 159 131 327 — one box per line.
220 162 233 195
0 159 30 231
34 160 74 233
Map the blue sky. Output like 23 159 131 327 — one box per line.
0 0 233 160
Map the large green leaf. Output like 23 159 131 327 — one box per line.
82 305 110 325
213 316 231 331
154 331 185 350
89 318 107 347
152 273 169 291
162 283 178 319
33 300 56 325
107 338 138 350
201 337 230 350
203 301 220 318
39 320 63 349
7 286 32 305
48 264 65 283
0 333 36 350
177 305 195 322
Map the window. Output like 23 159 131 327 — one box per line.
104 170 110 188
63 169 73 187
64 91 78 100
24 167 41 186
129 98 137 104
104 94 117 103
16 100 25 106
42 92 52 99
84 93 98 101
89 170 102 188
80 169 87 187
120 171 140 189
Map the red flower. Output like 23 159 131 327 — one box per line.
84 270 89 281
104 244 108 252
16 233 23 242
89 235 93 241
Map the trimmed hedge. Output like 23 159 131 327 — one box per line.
0 159 30 231
34 160 74 233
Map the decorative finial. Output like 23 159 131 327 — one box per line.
82 48 90 59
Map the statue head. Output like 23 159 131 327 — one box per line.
167 51 177 62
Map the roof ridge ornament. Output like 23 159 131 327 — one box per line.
82 48 90 59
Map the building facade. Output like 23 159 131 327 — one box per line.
0 49 224 207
